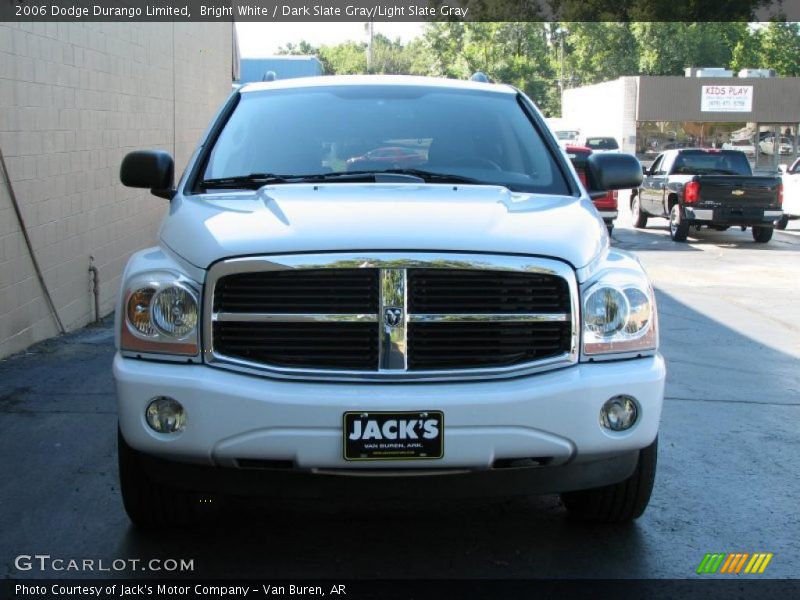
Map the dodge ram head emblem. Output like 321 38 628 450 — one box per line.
384 307 403 328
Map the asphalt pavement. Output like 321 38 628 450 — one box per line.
1 203 798 580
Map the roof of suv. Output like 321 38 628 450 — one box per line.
239 74 517 95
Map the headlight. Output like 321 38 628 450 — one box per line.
585 287 628 337
121 272 199 357
152 285 198 337
582 271 657 358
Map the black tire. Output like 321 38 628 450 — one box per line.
561 437 658 524
669 203 689 242
631 196 648 229
118 429 202 528
774 215 788 230
752 226 774 243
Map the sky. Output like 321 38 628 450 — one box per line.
235 22 425 56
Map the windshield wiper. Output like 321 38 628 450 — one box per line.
199 171 410 188
382 168 485 184
199 173 291 189
199 169 487 190
288 169 484 184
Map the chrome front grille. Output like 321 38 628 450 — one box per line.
205 253 579 382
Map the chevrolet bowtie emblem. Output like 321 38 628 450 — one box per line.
732 189 745 196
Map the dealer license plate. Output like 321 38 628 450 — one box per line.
343 411 444 461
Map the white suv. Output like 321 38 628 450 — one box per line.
115 75 663 527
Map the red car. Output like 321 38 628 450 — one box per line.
565 145 618 234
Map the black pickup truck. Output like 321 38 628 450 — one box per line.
631 148 783 242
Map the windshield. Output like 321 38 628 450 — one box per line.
671 150 753 176
201 85 570 195
555 130 579 140
585 137 618 150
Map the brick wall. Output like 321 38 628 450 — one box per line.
0 22 232 358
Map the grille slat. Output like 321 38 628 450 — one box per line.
408 321 571 370
214 321 379 369
214 269 379 314
408 269 570 314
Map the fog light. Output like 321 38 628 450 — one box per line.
600 395 638 431
146 396 186 433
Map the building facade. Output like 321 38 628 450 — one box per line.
562 75 800 168
0 22 233 358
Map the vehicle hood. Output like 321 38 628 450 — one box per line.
160 184 606 272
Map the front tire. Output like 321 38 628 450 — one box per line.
118 429 202 528
561 437 658 524
752 226 774 243
669 204 689 242
631 196 648 229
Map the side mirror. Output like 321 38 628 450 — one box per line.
641 164 649 175
120 150 175 200
585 153 643 198
778 164 788 174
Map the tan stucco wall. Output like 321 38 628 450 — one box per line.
0 22 232 358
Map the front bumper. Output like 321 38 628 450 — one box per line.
684 206 782 226
114 353 665 476
136 445 641 498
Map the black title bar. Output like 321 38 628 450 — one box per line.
3 0 800 22
5 579 800 600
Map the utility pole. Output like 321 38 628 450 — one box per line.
559 32 565 116
366 21 374 73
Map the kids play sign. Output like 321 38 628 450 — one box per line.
701 85 754 112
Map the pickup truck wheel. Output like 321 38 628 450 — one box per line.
561 437 657 524
774 215 788 230
118 429 201 528
752 226 774 243
631 197 648 229
669 204 689 242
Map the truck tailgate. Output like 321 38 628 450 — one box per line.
697 176 780 208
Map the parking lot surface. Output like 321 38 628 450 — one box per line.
1 203 798 579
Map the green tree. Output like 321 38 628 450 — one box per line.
423 22 468 78
319 41 368 74
403 37 438 75
730 28 764 72
631 22 749 75
760 22 800 76
423 22 559 113
268 20 798 113
277 41 320 56
371 35 438 76
562 22 640 85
